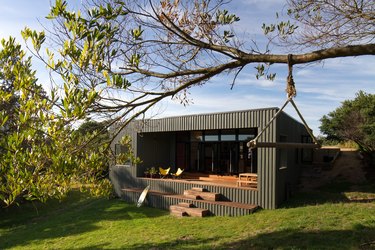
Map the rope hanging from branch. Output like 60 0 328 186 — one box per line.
286 54 297 99
247 54 320 149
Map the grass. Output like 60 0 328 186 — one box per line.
1 184 375 249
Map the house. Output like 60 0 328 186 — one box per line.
109 107 315 216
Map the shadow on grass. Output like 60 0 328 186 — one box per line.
69 237 224 250
281 181 375 208
76 225 375 249
0 191 166 249
218 225 375 249
127 237 221 249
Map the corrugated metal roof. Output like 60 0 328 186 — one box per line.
135 108 280 133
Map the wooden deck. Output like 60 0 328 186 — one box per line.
138 172 258 190
116 171 260 216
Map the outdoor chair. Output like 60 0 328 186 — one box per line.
159 167 170 178
171 168 184 179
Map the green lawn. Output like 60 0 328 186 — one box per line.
1 183 375 249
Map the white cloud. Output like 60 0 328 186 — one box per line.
235 77 279 88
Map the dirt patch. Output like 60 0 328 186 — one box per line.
300 148 366 191
330 148 366 183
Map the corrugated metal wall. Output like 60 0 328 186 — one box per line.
275 112 311 206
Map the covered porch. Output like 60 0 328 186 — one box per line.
136 129 259 177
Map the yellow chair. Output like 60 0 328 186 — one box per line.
171 168 184 179
159 167 170 178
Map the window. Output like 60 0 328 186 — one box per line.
115 144 126 156
115 144 130 165
190 131 203 142
221 129 236 141
238 128 257 141
204 130 219 142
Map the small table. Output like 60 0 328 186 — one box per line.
237 173 258 188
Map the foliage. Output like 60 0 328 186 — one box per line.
115 135 141 165
285 0 375 49
320 91 375 153
0 37 77 206
0 37 140 207
1 188 375 249
74 119 110 161
75 119 108 136
262 0 375 50
317 136 360 149
144 167 158 177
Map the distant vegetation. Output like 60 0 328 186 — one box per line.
318 138 359 149
320 91 375 165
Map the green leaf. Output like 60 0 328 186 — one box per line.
0 114 9 126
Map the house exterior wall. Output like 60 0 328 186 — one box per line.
275 112 311 206
110 108 309 209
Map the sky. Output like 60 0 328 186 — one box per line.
0 0 374 136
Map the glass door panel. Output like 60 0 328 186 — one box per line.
176 142 189 170
239 142 257 173
220 142 238 174
204 143 218 173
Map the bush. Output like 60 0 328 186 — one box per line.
320 91 375 153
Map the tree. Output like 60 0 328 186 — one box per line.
0 38 120 207
16 0 373 202
278 0 375 49
74 119 111 178
22 0 374 141
74 119 111 151
320 91 375 153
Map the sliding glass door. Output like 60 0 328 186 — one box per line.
175 128 257 174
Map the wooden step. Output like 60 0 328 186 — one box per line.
184 189 221 201
191 187 207 192
170 209 188 217
183 193 201 200
178 202 195 208
170 204 210 217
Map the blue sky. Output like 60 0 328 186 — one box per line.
0 0 374 135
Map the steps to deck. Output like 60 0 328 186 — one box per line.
170 202 210 217
171 188 221 216
168 186 258 217
183 188 221 201
121 186 259 216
